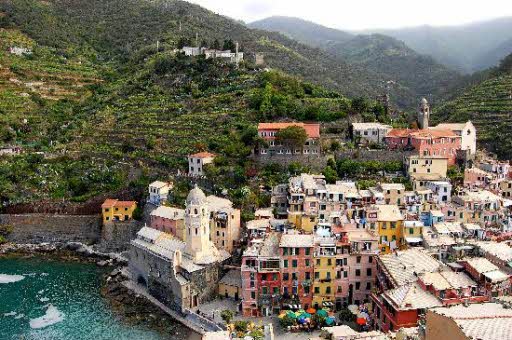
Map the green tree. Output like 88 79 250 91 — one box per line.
275 126 308 149
220 310 234 324
259 83 273 116
323 165 338 183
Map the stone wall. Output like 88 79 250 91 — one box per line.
0 214 102 244
253 154 327 170
336 149 415 162
97 220 142 253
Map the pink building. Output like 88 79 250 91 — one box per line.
149 206 185 240
256 122 321 157
385 129 461 166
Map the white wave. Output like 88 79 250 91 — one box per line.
14 313 25 319
39 297 50 302
0 274 25 284
3 311 17 317
38 289 45 294
29 305 64 329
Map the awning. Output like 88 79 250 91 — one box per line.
405 237 423 243
322 301 334 307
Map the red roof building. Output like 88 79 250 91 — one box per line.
385 128 461 166
256 122 321 159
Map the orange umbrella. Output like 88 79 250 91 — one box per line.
306 308 316 314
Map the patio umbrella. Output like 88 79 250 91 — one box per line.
325 316 336 326
278 313 285 319
317 309 328 317
306 308 316 314
300 312 312 319
286 311 297 319
297 317 307 325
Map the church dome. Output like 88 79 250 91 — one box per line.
186 185 207 205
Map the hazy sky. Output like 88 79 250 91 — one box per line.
186 0 512 30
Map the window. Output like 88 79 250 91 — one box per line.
273 273 278 281
304 286 310 294
251 292 255 299
316 259 320 266
355 269 361 277
356 256 361 264
367 268 372 276
283 248 288 255
292 260 298 268
314 287 320 294
355 282 361 290
326 286 331 294
409 228 414 235
305 259 310 267
262 287 268 294
305 272 311 280
327 259 332 266
305 248 310 255
273 287 279 295
283 260 288 268
283 273 289 281
337 286 342 293
315 272 320 279
366 282 372 290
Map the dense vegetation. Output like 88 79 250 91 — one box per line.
435 53 512 159
0 0 390 207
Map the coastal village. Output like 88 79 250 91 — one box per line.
74 98 512 339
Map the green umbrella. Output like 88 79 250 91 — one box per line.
286 311 298 319
300 312 312 319
317 309 328 317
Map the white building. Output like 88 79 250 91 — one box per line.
188 152 215 177
180 45 244 64
426 181 452 204
148 181 173 205
433 121 477 155
352 122 392 145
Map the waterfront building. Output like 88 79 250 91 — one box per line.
149 206 185 240
101 199 137 223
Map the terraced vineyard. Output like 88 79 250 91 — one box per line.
436 72 512 157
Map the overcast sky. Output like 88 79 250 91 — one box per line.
186 0 512 30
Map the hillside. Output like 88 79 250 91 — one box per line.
326 34 463 108
436 54 512 158
369 17 512 73
0 0 388 206
249 16 464 108
249 16 353 49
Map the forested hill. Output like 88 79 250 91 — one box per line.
249 16 354 49
0 0 394 206
435 54 512 159
1 0 386 100
249 16 465 108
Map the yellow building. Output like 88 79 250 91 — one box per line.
102 199 137 223
375 205 404 254
403 220 424 247
312 238 336 308
288 213 317 233
218 269 242 300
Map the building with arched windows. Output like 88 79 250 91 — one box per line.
129 186 230 312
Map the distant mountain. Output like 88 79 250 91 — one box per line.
368 17 512 73
326 34 463 108
250 16 464 108
249 16 353 49
436 53 512 159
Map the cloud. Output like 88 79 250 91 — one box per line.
242 0 274 17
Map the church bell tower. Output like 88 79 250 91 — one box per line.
418 98 430 129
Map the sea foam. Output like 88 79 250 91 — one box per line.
29 305 64 329
0 274 25 284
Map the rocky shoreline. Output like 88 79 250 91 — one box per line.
0 242 193 339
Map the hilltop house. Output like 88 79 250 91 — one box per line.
148 181 173 205
255 122 321 163
352 122 392 145
188 152 215 177
180 44 244 64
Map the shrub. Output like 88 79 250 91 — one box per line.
221 310 234 324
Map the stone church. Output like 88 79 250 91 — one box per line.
129 186 230 312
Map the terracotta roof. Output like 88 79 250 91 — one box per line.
386 128 458 139
258 122 320 138
102 199 137 208
189 152 215 159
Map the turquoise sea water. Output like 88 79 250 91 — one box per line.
0 257 166 340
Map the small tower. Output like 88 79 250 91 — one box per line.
418 97 430 129
184 185 216 263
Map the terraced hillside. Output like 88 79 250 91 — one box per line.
436 55 512 158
